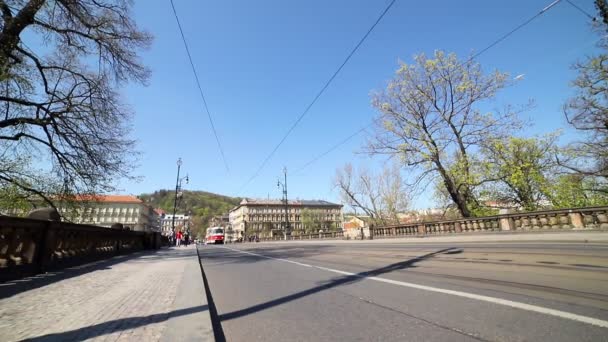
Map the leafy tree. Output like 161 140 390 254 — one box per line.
190 216 208 240
301 208 322 234
0 0 151 208
560 0 608 186
481 135 559 211
547 174 608 208
596 0 608 27
0 184 31 214
262 222 272 235
368 51 522 217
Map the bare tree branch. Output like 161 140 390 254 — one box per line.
0 0 150 210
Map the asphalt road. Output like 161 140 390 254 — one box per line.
197 242 608 341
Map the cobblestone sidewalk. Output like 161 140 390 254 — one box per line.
0 245 212 342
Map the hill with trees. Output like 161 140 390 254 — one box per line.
139 190 241 237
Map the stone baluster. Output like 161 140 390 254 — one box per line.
531 216 540 229
513 217 522 230
597 210 608 229
582 212 596 229
521 217 531 230
418 224 426 235
568 211 584 229
539 215 549 229
558 213 570 229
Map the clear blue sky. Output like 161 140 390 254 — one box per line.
119 0 600 208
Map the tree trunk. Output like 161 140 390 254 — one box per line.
444 178 472 217
0 0 46 74
436 162 472 217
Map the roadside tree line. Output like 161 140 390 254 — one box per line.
335 2 608 222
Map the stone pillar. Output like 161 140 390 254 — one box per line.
499 217 514 231
498 209 514 231
568 211 585 229
37 222 59 273
417 224 426 235
454 222 461 233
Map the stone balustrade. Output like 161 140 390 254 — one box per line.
376 206 608 238
259 231 345 241
253 206 608 242
0 216 161 281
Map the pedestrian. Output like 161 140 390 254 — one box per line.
176 230 182 247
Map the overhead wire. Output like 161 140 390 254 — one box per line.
467 0 562 62
290 0 567 175
564 0 597 20
293 125 370 175
169 0 231 173
237 0 399 193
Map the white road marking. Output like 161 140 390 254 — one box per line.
223 246 312 267
220 246 608 328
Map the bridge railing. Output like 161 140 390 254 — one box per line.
257 231 346 241
375 206 608 237
254 206 608 242
0 216 161 281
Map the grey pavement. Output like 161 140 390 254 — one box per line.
0 245 213 342
198 241 608 342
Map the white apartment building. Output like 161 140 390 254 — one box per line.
160 214 191 236
1 195 160 232
229 198 343 238
229 205 246 240
60 195 160 232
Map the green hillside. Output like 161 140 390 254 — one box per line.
139 190 241 235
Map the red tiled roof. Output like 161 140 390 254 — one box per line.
73 195 143 203
154 208 166 215
343 222 359 230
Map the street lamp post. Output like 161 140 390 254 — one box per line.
277 167 290 241
171 158 189 237
186 209 192 236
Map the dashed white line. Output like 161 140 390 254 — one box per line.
220 246 608 329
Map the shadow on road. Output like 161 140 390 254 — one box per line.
218 248 456 321
22 304 208 342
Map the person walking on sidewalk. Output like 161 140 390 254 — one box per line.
176 230 183 247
